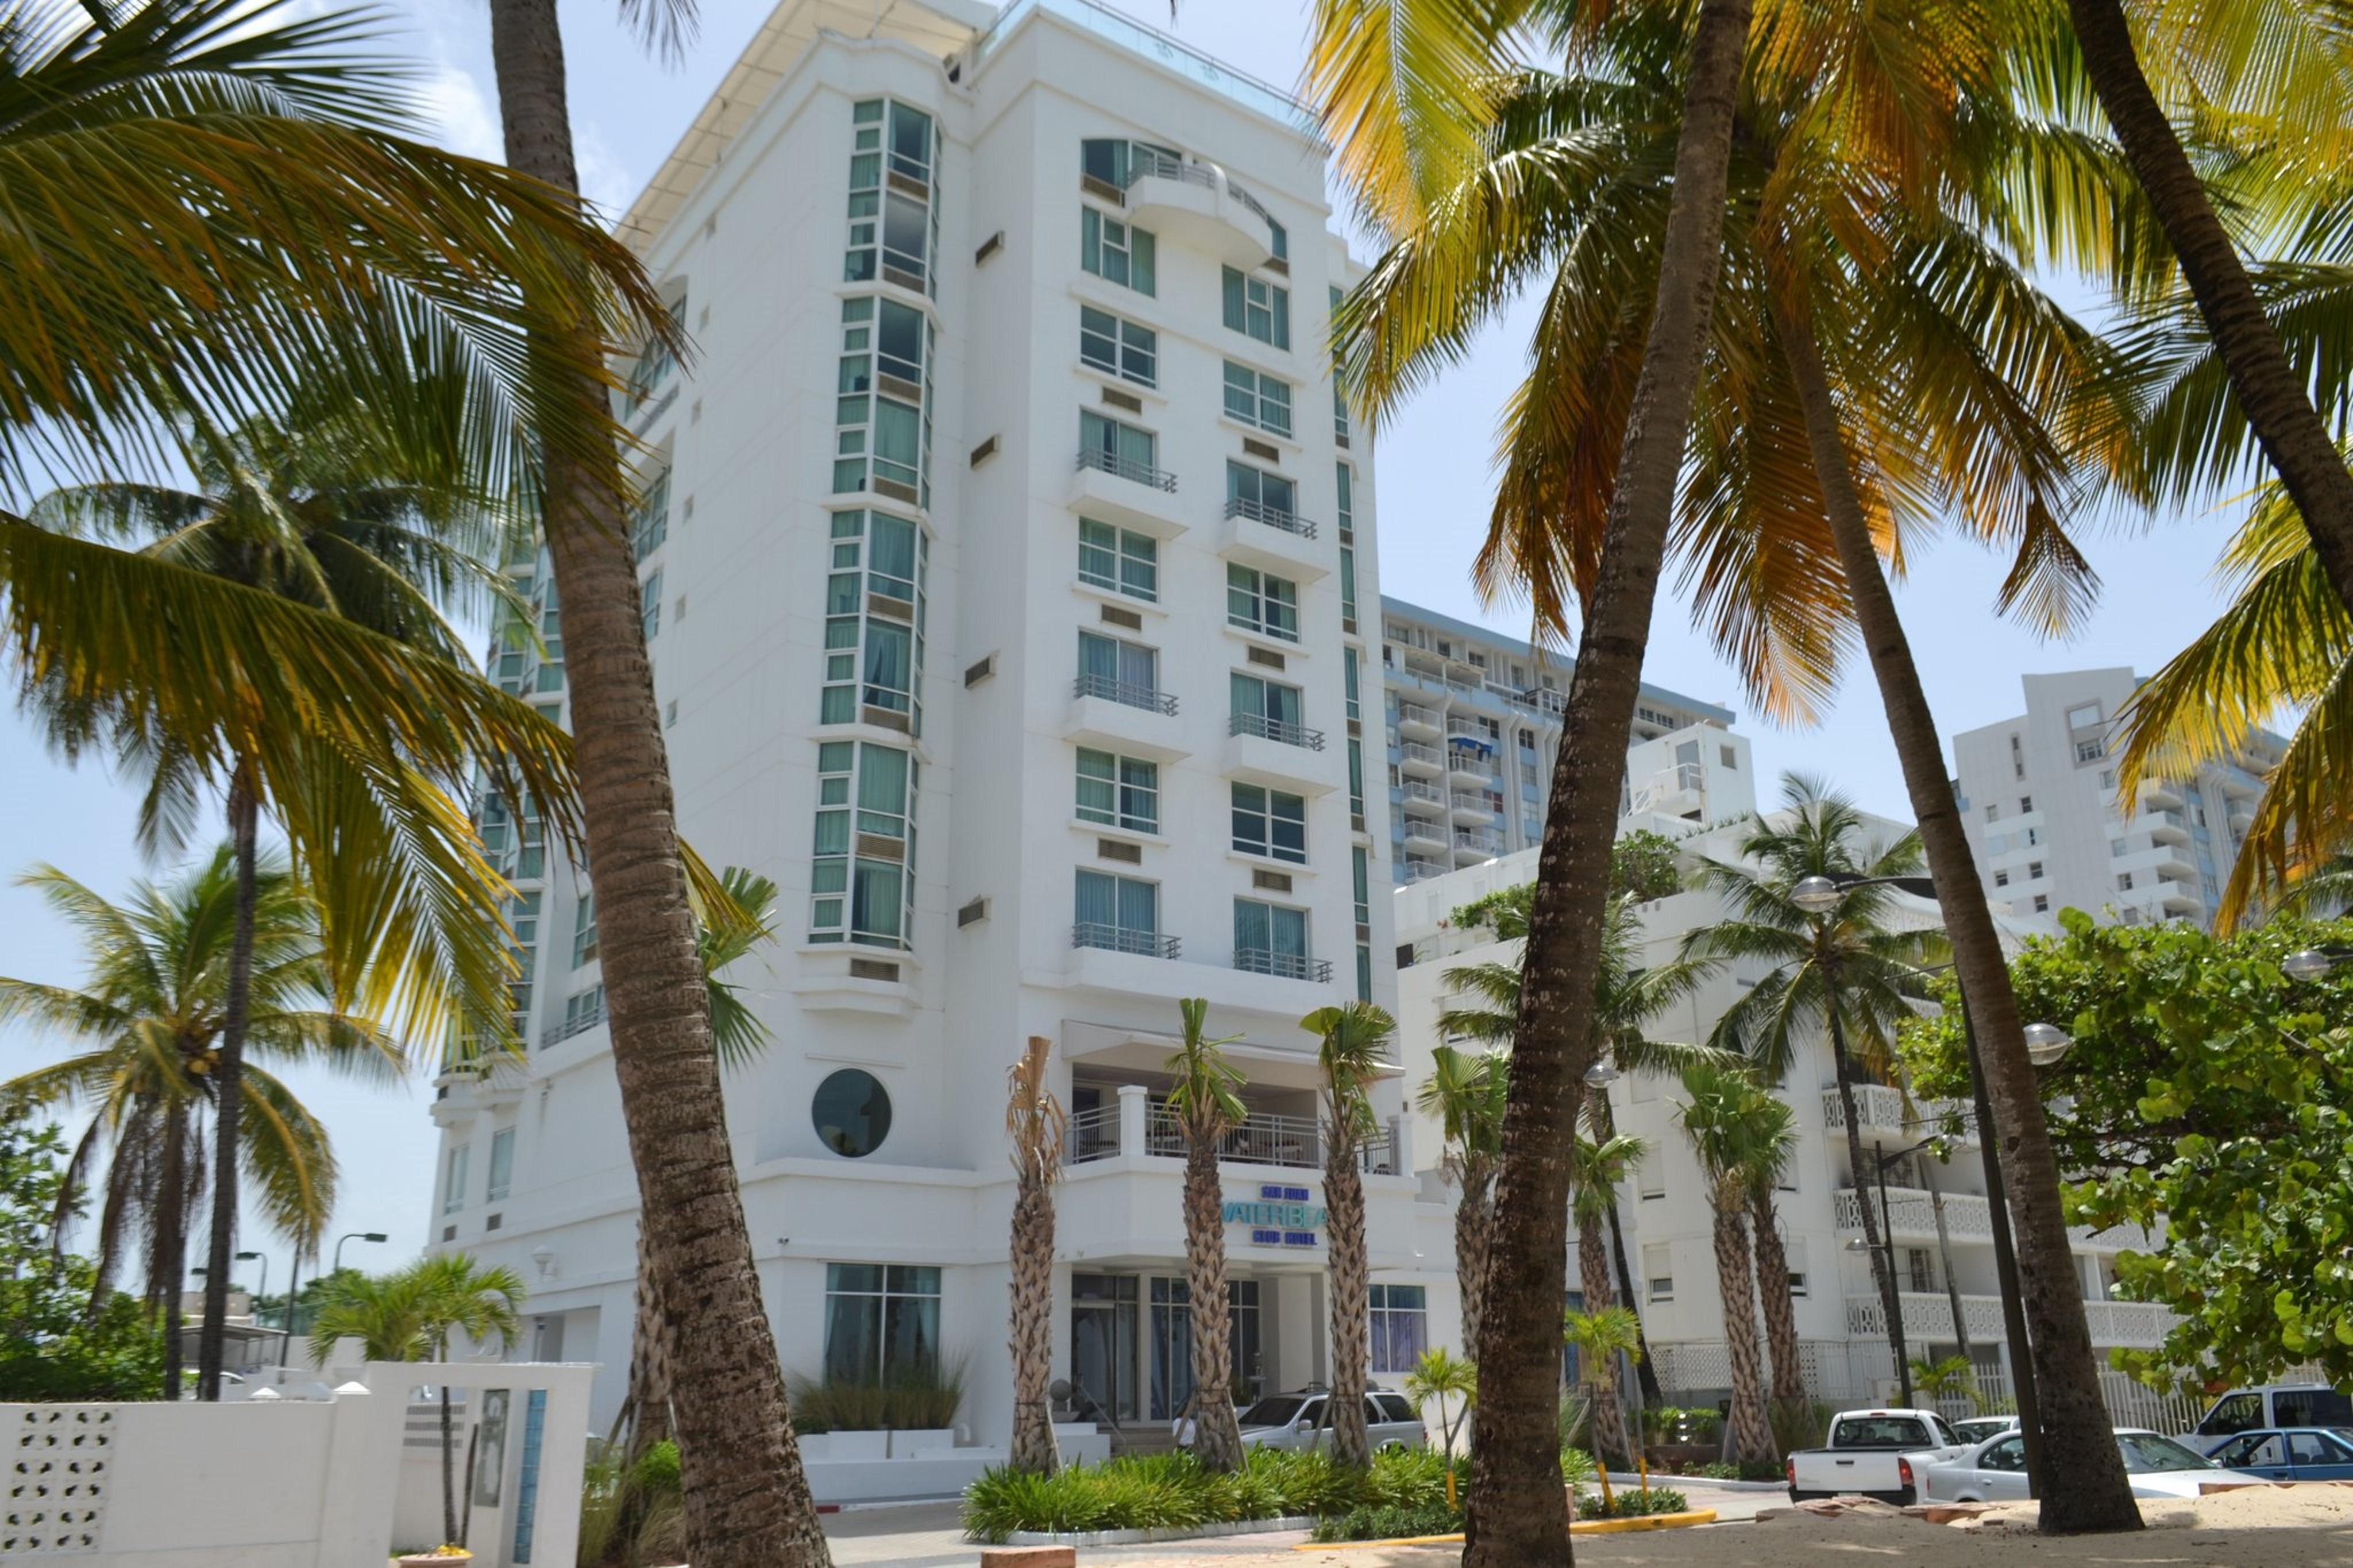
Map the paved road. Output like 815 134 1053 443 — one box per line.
821 1484 1781 1566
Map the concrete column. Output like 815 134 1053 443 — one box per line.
1116 1083 1149 1159
1388 1112 1411 1176
311 1381 403 1567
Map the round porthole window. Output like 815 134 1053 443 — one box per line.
812 1068 892 1158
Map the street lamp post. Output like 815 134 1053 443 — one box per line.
2282 945 2353 982
333 1230 389 1274
234 1250 267 1319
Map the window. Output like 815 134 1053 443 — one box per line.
2067 701 2103 728
812 1071 894 1159
1079 306 1157 386
1330 286 1352 443
1336 463 1354 537
487 1128 515 1202
811 741 916 948
1225 461 1298 524
1076 747 1160 832
2100 769 2117 789
1348 737 1365 821
1638 1144 1665 1199
571 893 599 968
2273 1389 2353 1427
1079 408 1159 483
1643 1243 1672 1302
1368 1284 1427 1373
1985 803 2000 822
1081 207 1156 295
1231 672 1306 742
1077 518 1157 601
1353 846 1371 926
1788 1270 1808 1298
1994 870 2009 887
639 569 662 640
823 1262 937 1382
2034 894 2050 913
821 509 928 733
1221 361 1293 434
1233 898 1310 976
1221 266 1289 349
1232 783 1307 863
1081 137 1179 190
2117 872 2135 891
845 101 935 293
443 1142 470 1214
834 296 933 506
1077 630 1160 709
1074 869 1161 953
2020 795 2034 813
1339 544 1357 632
1226 565 1299 641
2076 738 2107 762
2028 860 2044 879
630 469 669 560
1343 648 1361 723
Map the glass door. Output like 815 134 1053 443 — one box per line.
1069 1273 1140 1423
1148 1277 1266 1420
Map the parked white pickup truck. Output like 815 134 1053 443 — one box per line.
1785 1408 1970 1505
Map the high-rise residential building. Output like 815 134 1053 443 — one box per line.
1949 669 2283 930
430 0 1460 1468
1376 597 1750 883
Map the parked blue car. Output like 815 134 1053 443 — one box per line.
2204 1427 2353 1481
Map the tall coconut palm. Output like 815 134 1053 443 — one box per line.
1162 998 1249 1472
310 1253 524 1548
1567 1130 1643 1461
1734 1090 1804 1428
1005 1036 1064 1476
1675 1063 1777 1465
0 851 401 1397
1681 778 1947 1397
1414 1044 1506 1361
1303 1001 1394 1469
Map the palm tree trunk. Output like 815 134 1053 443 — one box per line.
1591 1099 1665 1407
1455 1168 1491 1364
1577 1217 1632 1467
197 771 259 1400
1007 1165 1059 1474
441 1382 459 1547
1746 1189 1804 1421
1182 1137 1244 1472
2063 0 2353 616
623 1229 676 1457
480 1 828 1559
157 1103 188 1400
1709 1180 1773 1465
1771 298 2143 1534
1825 1009 1905 1388
1324 1136 1372 1468
1919 1156 1973 1364
1463 4 1752 1554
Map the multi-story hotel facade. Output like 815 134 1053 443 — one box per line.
429 0 1459 1446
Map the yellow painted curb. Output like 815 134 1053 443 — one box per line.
1289 1508 1717 1550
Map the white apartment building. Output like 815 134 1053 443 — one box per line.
1951 669 2284 931
1392 815 2174 1411
1377 596 1742 883
432 0 1459 1449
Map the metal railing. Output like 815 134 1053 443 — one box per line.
1819 1083 1977 1141
1402 858 1449 882
1066 1104 1123 1164
1846 1292 2177 1348
1076 446 1176 492
1073 672 1178 714
1448 793 1488 814
1395 704 1440 731
1126 148 1216 190
1398 742 1442 769
1233 947 1334 983
1444 717 1486 738
1071 922 1181 959
540 994 606 1048
1230 711 1325 750
1452 831 1500 856
1223 496 1317 538
1398 781 1445 808
1065 1104 1398 1172
1833 1185 1995 1242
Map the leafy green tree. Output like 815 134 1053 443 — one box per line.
0 1119 165 1401
1611 831 1687 903
1903 910 2353 1387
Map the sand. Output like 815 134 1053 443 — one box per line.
1109 1484 2353 1567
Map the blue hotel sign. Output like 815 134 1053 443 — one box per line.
1225 1184 1324 1249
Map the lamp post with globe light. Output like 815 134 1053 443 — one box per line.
1788 871 2073 1497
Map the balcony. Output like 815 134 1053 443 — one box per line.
1233 947 1335 984
1396 704 1441 740
1066 675 1186 761
1444 717 1486 740
1218 497 1327 580
1820 1082 1977 1145
1835 1185 1995 1245
1068 447 1184 537
1119 151 1280 270
2154 878 2203 913
1227 712 1344 794
1630 762 1704 818
2141 778 2186 810
1398 780 1446 814
1073 922 1180 960
1402 857 1449 883
1448 791 1491 823
1444 739 1495 786
1402 817 1449 855
1452 829 1501 862
2147 808 2190 845
1398 742 1444 778
1846 1292 2175 1348
1067 1101 1395 1173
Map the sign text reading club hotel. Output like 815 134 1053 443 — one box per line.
1225 1184 1325 1248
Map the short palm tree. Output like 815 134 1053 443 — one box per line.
1403 1346 1476 1505
1303 1001 1395 1469
1675 1064 1778 1466
1005 1036 1065 1475
1681 777 1947 1389
0 851 400 1397
310 1253 524 1548
1567 1132 1644 1462
1162 999 1250 1472
1562 1306 1643 1490
1414 1044 1506 1361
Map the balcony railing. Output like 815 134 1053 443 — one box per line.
1847 1292 2175 1347
1230 711 1325 751
1820 1082 1976 1142
1833 1185 1995 1243
1066 1103 1124 1164
1067 1103 1397 1172
1402 858 1448 883
1073 672 1178 714
1077 446 1176 492
1395 704 1440 732
1224 496 1317 538
1398 781 1446 809
1072 922 1181 959
1453 830 1500 856
540 994 606 1048
1398 742 1443 769
1233 947 1334 983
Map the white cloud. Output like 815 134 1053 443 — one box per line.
421 60 503 161
573 123 641 225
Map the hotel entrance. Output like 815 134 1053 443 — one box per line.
1070 1271 1272 1426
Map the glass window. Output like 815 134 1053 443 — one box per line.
1368 1284 1427 1373
834 297 934 506
822 1262 940 1385
1232 898 1309 976
442 1142 470 1214
639 569 662 641
1077 630 1159 708
1081 206 1157 295
1336 464 1355 536
1074 870 1161 953
1353 846 1371 925
1340 545 1357 631
1349 737 1364 821
1221 361 1293 435
1221 267 1290 349
1344 648 1361 721
630 469 670 561
1226 564 1299 641
1226 461 1298 521
1079 409 1158 480
1231 782 1307 863
2275 1390 2353 1426
1080 137 1178 190
1077 519 1158 601
811 741 917 948
821 510 928 733
1075 747 1159 832
1230 672 1304 735
812 1069 894 1158
1080 306 1157 386
570 892 599 968
486 1128 515 1202
846 101 936 293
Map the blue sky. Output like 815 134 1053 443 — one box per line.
0 0 2252 1284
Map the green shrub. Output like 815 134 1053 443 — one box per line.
788 1358 967 1432
1558 1445 1597 1488
961 1443 1452 1542
1310 1503 1461 1542
1598 1486 1687 1517
1689 1460 1742 1480
629 1440 681 1497
1357 1445 1449 1511
1737 1458 1783 1482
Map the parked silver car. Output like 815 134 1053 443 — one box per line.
1236 1388 1427 1453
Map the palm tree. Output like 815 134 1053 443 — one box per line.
310 1254 524 1548
1733 1091 1804 1429
1674 1063 1776 1467
1303 1001 1395 1469
1005 1036 1064 1476
1403 1346 1476 1506
1162 999 1249 1472
1414 1045 1506 1361
1567 1133 1643 1463
1561 1306 1642 1490
1309 0 1757 1541
0 851 400 1397
1681 777 1946 1395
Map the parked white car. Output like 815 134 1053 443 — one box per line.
1235 1388 1426 1453
1923 1427 2255 1502
1785 1408 1970 1504
1950 1415 2019 1447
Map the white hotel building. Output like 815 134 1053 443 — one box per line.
427 0 1461 1447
